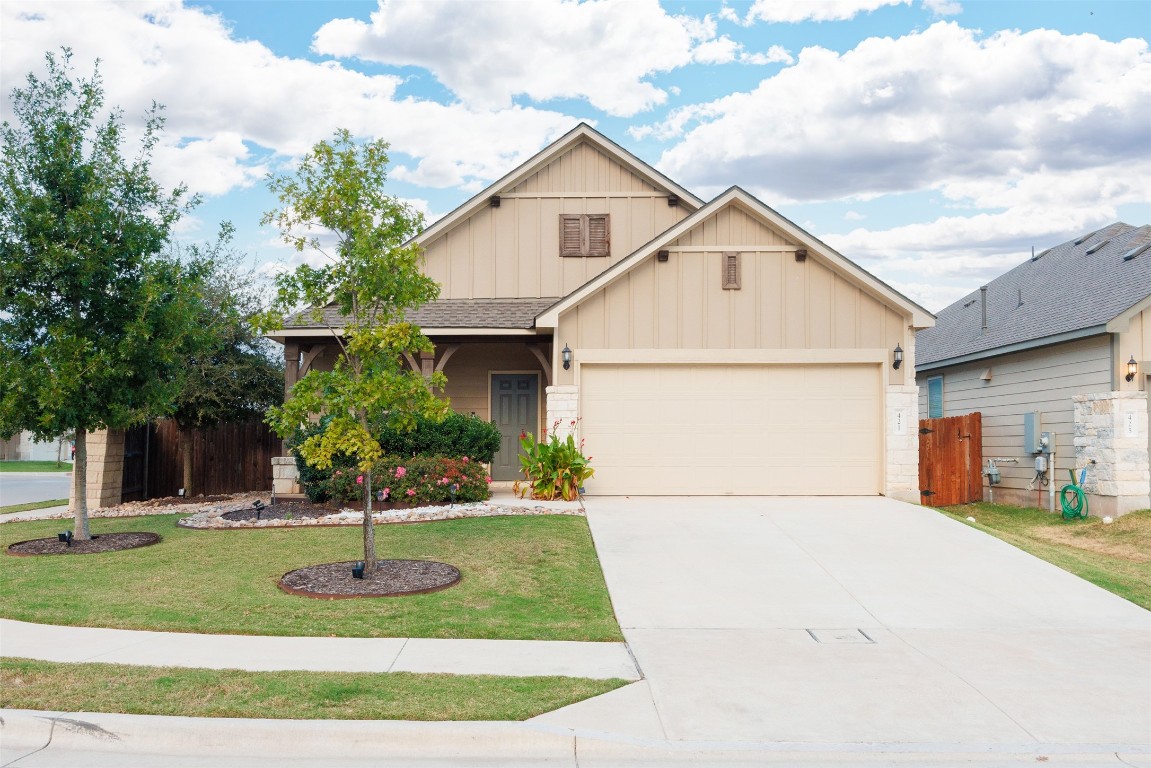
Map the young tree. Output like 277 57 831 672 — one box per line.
261 128 447 577
0 50 198 539
170 223 283 496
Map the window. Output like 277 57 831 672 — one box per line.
559 214 610 257
927 375 944 418
722 251 741 290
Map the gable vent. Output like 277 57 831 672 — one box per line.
1085 239 1110 255
722 251 741 290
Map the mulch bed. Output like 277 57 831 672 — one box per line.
221 499 453 522
6 532 161 556
280 559 461 599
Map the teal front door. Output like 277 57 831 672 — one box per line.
491 374 539 481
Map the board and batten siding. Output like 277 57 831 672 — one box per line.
421 141 688 300
437 343 545 429
915 335 1112 494
554 203 908 386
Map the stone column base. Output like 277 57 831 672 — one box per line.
885 384 920 503
271 456 301 495
546 385 579 441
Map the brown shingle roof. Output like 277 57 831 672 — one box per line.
284 298 561 331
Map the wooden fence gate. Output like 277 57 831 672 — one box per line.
918 412 983 507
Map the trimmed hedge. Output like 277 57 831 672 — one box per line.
287 412 501 503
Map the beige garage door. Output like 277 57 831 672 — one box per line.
579 364 882 495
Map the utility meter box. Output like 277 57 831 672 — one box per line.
1024 411 1043 453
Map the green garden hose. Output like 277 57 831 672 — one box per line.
1060 468 1088 520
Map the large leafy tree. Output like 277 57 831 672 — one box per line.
0 50 199 538
170 223 283 496
261 129 447 577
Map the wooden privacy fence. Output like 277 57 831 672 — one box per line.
918 412 983 507
122 419 282 501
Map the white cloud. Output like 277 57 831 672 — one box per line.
922 0 962 16
312 0 739 117
744 0 912 24
2 1 578 198
844 210 865 220
649 22 1151 204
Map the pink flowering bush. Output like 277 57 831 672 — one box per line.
323 455 490 505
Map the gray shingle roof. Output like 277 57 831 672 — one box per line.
284 298 561 331
916 223 1151 368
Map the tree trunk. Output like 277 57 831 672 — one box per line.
180 428 194 497
72 428 91 540
363 466 377 576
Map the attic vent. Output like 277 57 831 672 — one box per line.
1031 248 1050 261
722 251 741 290
1123 243 1151 262
1074 229 1100 246
559 214 610 257
1085 239 1110 255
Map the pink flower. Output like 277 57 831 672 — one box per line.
485 476 492 483
406 488 416 497
462 456 469 463
382 487 390 499
442 476 451 485
334 470 343 476
395 466 407 478
356 475 363 485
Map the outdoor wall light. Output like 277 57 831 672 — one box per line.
562 343 572 370
1126 355 1138 382
893 344 904 370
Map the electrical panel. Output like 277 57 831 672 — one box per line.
1024 411 1043 453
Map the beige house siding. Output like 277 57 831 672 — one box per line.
554 204 910 388
916 335 1112 504
421 141 688 300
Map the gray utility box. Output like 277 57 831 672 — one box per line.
1023 412 1053 454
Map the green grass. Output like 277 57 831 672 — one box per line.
0 499 68 515
0 657 627 720
940 503 1151 610
0 513 623 641
0 460 71 472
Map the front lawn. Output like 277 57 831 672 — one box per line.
940 503 1151 610
0 657 626 721
0 460 71 472
0 514 623 641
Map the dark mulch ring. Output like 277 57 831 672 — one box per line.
222 499 454 522
280 559 461 599
6 532 162 557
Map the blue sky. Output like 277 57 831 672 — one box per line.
3 0 1149 311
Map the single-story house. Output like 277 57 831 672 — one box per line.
270 124 934 499
915 222 1151 516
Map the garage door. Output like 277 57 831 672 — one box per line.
579 364 881 495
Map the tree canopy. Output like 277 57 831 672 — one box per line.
0 49 200 537
261 128 448 575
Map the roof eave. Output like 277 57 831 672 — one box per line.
915 325 1109 372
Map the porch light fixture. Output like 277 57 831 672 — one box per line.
1126 356 1138 382
561 344 572 370
893 344 904 370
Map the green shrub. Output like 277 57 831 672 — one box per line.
517 424 594 501
325 456 491 506
373 412 501 463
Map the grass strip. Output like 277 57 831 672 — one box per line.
940 503 1151 610
0 657 627 721
0 461 71 472
1 499 69 515
0 513 624 642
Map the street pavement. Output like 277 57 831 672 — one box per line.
0 472 71 507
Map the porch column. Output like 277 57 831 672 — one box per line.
283 342 300 400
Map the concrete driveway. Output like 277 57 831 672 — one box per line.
535 496 1151 756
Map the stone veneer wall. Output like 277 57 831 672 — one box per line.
80 428 124 510
271 456 301 495
885 384 920 503
545 385 579 441
1073 391 1150 516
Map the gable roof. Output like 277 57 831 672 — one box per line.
415 123 704 247
535 186 934 329
916 223 1151 370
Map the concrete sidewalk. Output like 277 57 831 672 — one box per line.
0 619 638 680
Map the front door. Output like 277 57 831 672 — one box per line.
491 374 539 481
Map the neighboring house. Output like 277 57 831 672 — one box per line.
271 124 933 499
915 223 1151 516
0 431 69 463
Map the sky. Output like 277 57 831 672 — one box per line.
2 0 1149 313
